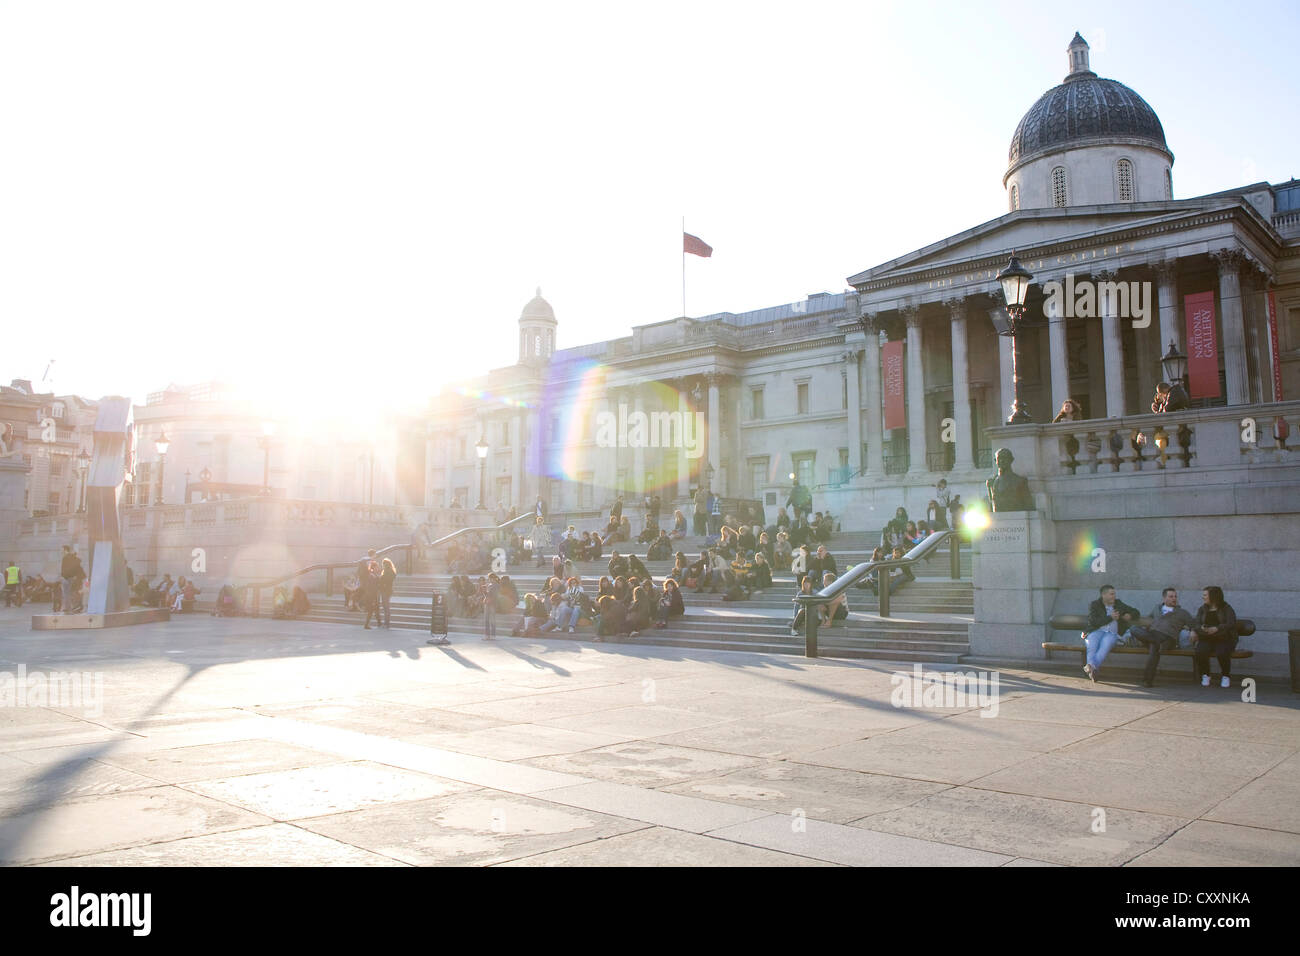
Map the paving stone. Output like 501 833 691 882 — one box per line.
793 735 1039 785
417 724 629 761
533 781 774 833
183 760 476 819
650 718 869 760
706 814 1012 866
100 739 343 784
39 823 407 866
496 826 836 867
853 786 1187 866
296 790 646 866
1121 706 1300 748
1203 774 1300 834
1126 820 1300 866
1058 729 1292 778
525 741 761 788
0 786 271 865
537 704 735 739
665 763 950 824
985 693 1170 728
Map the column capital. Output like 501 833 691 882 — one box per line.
1092 267 1121 284
942 297 968 321
703 371 726 389
901 305 922 330
859 309 880 335
1210 247 1251 276
1149 258 1180 284
841 348 861 365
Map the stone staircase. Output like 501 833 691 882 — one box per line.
243 538 975 664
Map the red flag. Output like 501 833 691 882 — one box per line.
882 341 906 430
684 233 712 258
1183 291 1220 399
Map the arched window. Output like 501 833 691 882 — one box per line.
1165 168 1172 200
1051 167 1068 208
1116 159 1133 201
1009 184 1019 211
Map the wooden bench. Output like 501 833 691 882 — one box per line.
1043 614 1254 660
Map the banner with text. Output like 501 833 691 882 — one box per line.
883 340 906 430
1267 289 1284 401
1184 291 1220 399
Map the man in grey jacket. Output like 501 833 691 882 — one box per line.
1127 587 1196 687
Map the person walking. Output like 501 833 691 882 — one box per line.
60 547 85 614
378 557 397 628
4 558 22 607
361 561 381 629
481 574 501 640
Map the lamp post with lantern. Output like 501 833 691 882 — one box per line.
992 254 1035 424
154 431 170 505
76 450 91 513
475 436 489 509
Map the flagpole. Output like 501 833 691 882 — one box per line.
681 216 686 318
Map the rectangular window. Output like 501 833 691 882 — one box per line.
749 458 768 500
841 374 848 410
796 382 809 415
751 387 764 420
792 453 815 491
578 472 594 510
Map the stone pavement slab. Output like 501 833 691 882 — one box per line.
532 781 775 833
664 763 950 824
295 790 647 867
1126 820 1300 866
495 826 837 867
99 739 342 784
853 787 1187 866
39 823 408 866
793 734 1040 785
706 814 1014 867
524 741 763 788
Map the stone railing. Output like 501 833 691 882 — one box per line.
986 400 1300 480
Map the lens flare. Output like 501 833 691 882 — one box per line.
962 503 991 536
1072 530 1099 572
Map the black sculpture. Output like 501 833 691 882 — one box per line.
986 447 1034 513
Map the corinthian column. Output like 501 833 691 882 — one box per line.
862 312 884 475
903 306 928 474
945 298 974 470
1095 269 1126 418
844 349 862 476
1211 248 1250 406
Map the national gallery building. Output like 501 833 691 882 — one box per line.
411 34 1300 532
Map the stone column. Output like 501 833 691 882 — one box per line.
1042 279 1070 415
903 306 928 474
946 298 975 470
1212 249 1250 406
1153 259 1181 370
1240 267 1268 404
443 435 454 507
843 349 862 478
1096 269 1126 418
994 310 1014 425
510 414 524 509
862 312 885 475
707 373 721 488
525 410 541 504
632 390 646 496
677 386 690 499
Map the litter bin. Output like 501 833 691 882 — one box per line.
1289 630 1300 693
427 591 449 646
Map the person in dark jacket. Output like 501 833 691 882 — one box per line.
607 551 630 579
1193 586 1239 688
361 561 381 629
1081 584 1141 681
1127 587 1197 686
626 585 654 635
60 546 85 614
626 553 650 580
655 578 684 628
595 593 625 641
808 545 838 584
377 558 397 628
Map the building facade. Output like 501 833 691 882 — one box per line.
418 35 1300 533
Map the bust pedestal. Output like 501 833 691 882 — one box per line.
968 512 1057 659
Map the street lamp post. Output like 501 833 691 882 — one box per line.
258 422 275 495
475 437 489 509
154 431 170 505
993 254 1035 424
199 466 212 502
76 450 91 513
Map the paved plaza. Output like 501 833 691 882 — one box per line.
1 607 1298 868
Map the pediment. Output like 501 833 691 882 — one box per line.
848 198 1244 288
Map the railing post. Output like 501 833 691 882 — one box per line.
879 569 891 617
950 531 961 580
325 567 334 597
804 599 818 658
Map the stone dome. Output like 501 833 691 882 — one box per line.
520 287 556 324
1007 34 1170 174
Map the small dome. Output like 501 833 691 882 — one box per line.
1007 34 1170 173
520 287 556 324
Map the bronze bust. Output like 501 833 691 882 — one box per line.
986 447 1034 513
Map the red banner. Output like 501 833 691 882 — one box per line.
882 340 906 430
1184 291 1220 399
1267 289 1284 401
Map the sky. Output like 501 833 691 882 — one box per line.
4 0 1298 423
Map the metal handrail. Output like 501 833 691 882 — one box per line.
241 513 537 605
794 528 964 658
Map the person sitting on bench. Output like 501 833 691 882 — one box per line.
1193 586 1240 689
1126 587 1196 687
1082 584 1140 682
